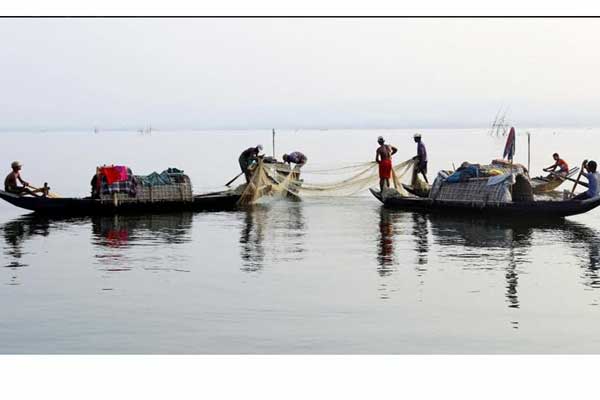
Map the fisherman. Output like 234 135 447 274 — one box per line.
573 160 600 200
282 151 308 169
375 136 398 193
239 145 263 183
412 133 428 183
90 168 101 199
543 153 569 177
4 161 42 197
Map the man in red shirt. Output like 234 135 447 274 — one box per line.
375 136 398 193
543 153 569 177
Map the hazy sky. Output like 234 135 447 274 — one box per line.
0 18 599 130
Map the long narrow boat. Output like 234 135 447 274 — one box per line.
530 176 566 194
0 189 241 215
369 188 600 219
530 167 579 194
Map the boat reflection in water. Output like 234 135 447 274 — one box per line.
376 208 600 311
91 213 193 273
0 213 195 282
427 215 534 311
238 202 306 272
0 215 85 285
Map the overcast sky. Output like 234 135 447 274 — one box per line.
0 18 599 130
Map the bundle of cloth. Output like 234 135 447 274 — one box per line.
445 163 481 183
136 168 186 186
95 165 138 197
445 162 506 184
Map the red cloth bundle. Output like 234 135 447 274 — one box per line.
100 166 128 185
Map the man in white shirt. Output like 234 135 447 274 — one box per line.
573 160 600 200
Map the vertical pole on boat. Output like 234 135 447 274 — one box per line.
272 128 276 158
527 131 531 175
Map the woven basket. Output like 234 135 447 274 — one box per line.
100 174 192 204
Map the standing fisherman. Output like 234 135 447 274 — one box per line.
239 145 263 183
412 133 428 183
375 136 398 193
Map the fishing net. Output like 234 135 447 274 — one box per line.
237 158 417 205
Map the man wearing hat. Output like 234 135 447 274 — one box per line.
375 136 398 193
239 145 263 183
413 133 429 183
4 161 42 197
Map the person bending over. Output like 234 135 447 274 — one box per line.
239 145 263 183
282 151 307 169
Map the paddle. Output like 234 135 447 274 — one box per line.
225 172 244 187
549 171 588 187
27 183 60 198
570 161 587 198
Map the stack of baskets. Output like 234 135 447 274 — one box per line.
99 170 192 204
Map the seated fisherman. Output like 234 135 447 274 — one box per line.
543 153 569 177
239 144 263 183
282 152 308 169
4 161 43 197
573 160 600 200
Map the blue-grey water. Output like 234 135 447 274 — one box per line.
1 128 600 353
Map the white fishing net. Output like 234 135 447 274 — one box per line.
237 158 417 204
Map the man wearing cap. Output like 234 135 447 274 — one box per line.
239 145 263 183
4 161 42 197
413 133 428 183
375 136 398 193
283 151 307 170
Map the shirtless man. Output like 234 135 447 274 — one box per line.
375 136 398 193
4 161 42 197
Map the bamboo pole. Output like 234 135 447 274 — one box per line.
527 131 531 175
570 162 586 197
272 128 276 158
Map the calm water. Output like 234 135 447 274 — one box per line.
2 128 600 353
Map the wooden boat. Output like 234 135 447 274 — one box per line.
0 189 241 215
530 167 579 194
369 188 600 219
530 176 565 194
402 183 429 198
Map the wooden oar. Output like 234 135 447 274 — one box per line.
225 172 244 187
570 163 586 197
27 184 60 198
549 171 588 187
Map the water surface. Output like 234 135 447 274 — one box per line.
1 128 600 353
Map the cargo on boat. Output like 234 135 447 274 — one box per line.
0 165 242 215
371 160 600 219
0 160 303 215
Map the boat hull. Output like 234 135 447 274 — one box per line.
0 190 241 215
369 188 600 219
